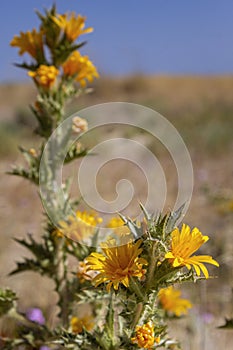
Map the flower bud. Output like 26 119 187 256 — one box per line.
72 116 88 134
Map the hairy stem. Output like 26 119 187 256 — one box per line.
131 302 143 330
146 241 158 291
130 277 146 302
54 238 69 326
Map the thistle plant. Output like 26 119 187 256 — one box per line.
0 4 220 350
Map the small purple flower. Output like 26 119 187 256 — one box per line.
39 346 50 350
26 307 45 325
201 312 214 324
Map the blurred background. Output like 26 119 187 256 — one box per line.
0 0 233 349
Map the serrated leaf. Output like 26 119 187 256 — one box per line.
14 62 39 71
119 214 143 239
0 288 17 316
14 234 50 260
139 202 152 221
9 258 42 276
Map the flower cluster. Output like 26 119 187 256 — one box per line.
10 6 98 93
82 213 219 348
28 65 59 89
63 50 99 87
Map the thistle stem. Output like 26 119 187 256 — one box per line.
146 241 158 291
131 302 143 330
106 291 116 349
54 238 69 326
130 277 146 302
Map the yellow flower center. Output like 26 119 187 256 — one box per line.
86 238 148 292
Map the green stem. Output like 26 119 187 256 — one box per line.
105 291 116 349
155 269 178 288
130 277 146 302
54 238 69 326
131 290 158 333
109 292 114 339
146 241 158 291
131 302 143 330
143 290 157 320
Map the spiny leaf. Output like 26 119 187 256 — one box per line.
166 203 186 234
0 288 17 316
119 213 143 239
14 234 50 260
9 259 42 276
14 62 39 71
218 318 233 329
139 202 152 221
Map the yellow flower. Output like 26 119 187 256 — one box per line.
164 224 219 278
86 238 148 292
76 210 103 226
70 315 94 334
106 216 130 236
52 12 93 42
131 322 160 349
10 29 43 59
158 286 192 317
28 65 59 89
58 210 102 241
62 51 99 87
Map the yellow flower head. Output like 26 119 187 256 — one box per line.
131 321 160 349
158 286 192 317
106 216 130 236
62 51 99 87
76 210 103 226
70 315 94 334
86 238 148 292
165 224 219 278
28 65 59 89
10 29 43 59
58 210 102 241
52 12 93 42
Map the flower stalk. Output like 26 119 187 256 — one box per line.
145 241 158 291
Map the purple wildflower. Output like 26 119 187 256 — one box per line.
26 307 45 325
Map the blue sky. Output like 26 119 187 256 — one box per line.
1 0 233 82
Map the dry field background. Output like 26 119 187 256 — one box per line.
0 75 233 349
